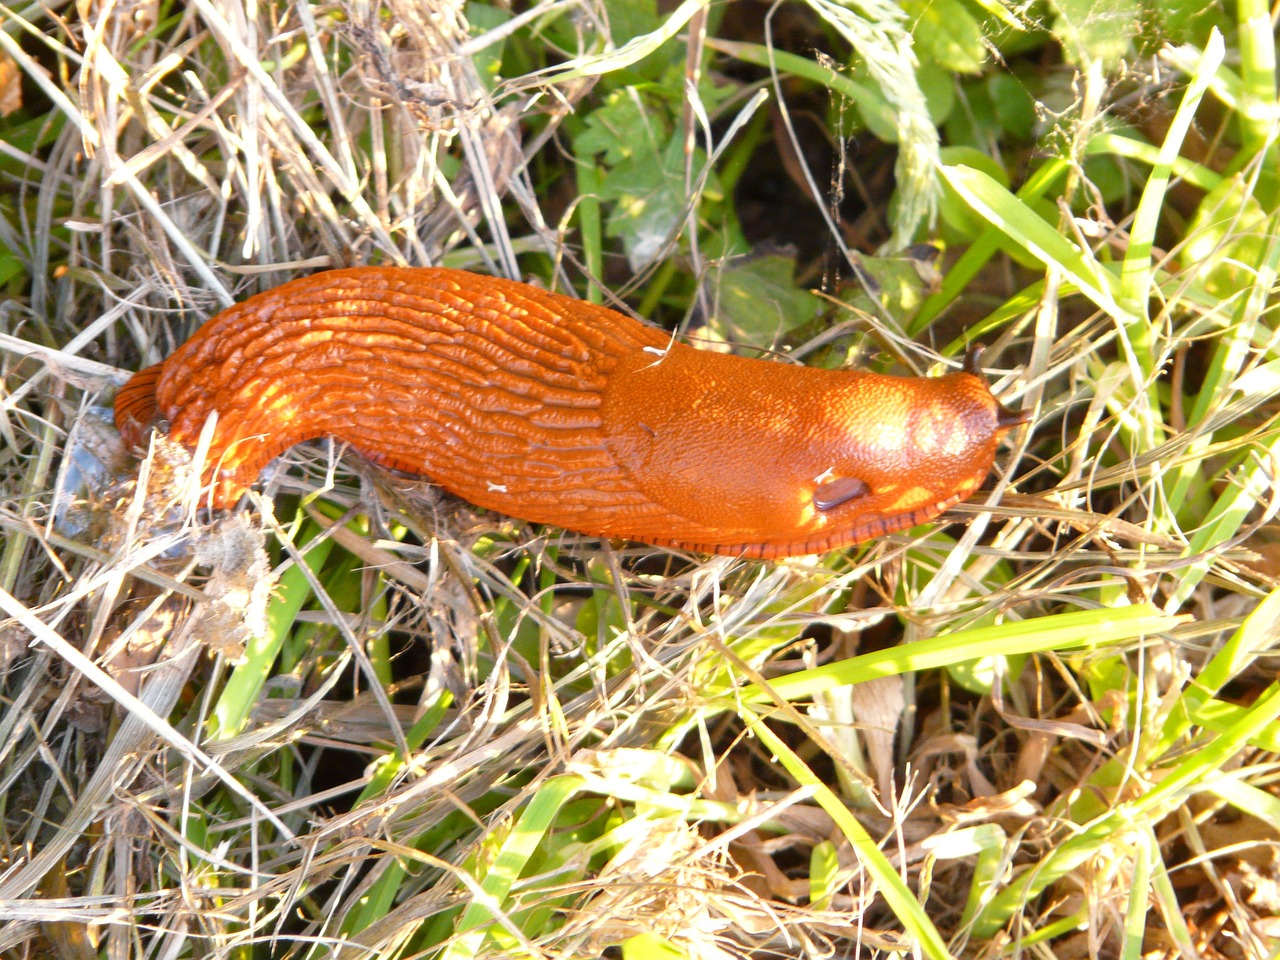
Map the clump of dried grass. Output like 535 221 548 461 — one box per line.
3 1 1278 958
1 6 908 955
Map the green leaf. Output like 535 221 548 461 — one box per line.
844 247 944 319
1151 0 1231 46
709 255 823 347
599 134 703 269
464 2 510 88
604 0 660 45
0 251 25 287
987 74 1037 139
574 90 669 166
1051 0 1139 67
904 0 986 74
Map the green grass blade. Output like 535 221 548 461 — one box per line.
746 715 953 960
441 775 586 960
1165 215 1280 519
209 527 334 739
940 164 1130 322
1116 29 1223 316
1158 585 1280 753
1165 433 1280 610
1232 0 1278 162
1085 132 1222 192
531 0 709 84
730 605 1183 705
972 681 1280 937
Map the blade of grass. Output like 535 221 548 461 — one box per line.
1165 216 1280 525
1119 830 1155 960
440 775 586 960
943 161 1171 453
573 156 604 303
531 0 709 85
1207 775 1280 832
1148 835 1198 959
745 714 953 960
208 525 334 739
1157 585 1280 753
915 158 1071 334
1116 29 1222 316
1232 0 1278 164
971 681 1280 937
940 164 1130 322
1165 437 1280 611
704 38 898 133
1191 699 1280 752
1111 30 1223 456
1085 132 1222 193
726 605 1184 705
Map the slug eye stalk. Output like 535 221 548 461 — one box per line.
963 343 1028 433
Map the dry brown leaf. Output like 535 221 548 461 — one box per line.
0 48 20 116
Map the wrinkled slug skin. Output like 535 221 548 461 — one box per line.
115 266 1021 558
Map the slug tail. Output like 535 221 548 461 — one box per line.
114 363 165 450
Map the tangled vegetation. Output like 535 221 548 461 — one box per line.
1 0 1278 957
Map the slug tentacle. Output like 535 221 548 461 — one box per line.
963 342 1029 431
115 266 1024 558
997 402 1032 430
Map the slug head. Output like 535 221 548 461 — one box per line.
601 343 1025 556
803 365 1022 545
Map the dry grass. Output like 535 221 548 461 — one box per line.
2 1 1279 959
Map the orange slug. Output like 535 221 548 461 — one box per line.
115 266 1025 558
